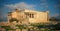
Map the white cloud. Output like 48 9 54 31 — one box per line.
40 2 48 8
52 14 60 17
54 5 60 8
40 0 46 2
40 2 47 5
5 2 35 10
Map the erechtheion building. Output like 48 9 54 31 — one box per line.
7 9 49 24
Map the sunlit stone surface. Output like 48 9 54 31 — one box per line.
0 9 50 31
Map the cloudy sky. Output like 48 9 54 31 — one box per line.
0 0 60 21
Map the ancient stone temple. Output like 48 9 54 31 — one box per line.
7 9 49 24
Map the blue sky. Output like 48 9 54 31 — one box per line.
0 0 60 21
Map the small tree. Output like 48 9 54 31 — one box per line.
1 26 15 31
9 18 19 23
16 25 26 31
